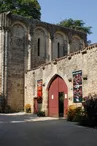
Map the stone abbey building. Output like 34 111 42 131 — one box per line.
0 12 97 117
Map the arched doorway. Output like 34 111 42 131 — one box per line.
48 75 68 117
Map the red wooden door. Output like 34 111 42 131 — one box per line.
34 98 38 113
48 76 68 117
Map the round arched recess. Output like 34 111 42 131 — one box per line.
34 26 50 38
53 32 68 59
11 21 27 34
54 31 68 41
70 35 84 53
33 27 50 59
47 74 68 118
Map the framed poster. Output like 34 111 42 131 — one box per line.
37 79 42 103
72 70 82 103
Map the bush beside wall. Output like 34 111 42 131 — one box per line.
67 94 97 128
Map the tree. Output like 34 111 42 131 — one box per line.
57 18 92 35
0 0 41 20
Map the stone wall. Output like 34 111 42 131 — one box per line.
0 12 87 111
31 23 86 68
25 44 97 113
8 13 86 69
7 22 28 111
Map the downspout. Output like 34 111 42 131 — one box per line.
2 13 6 110
2 13 8 110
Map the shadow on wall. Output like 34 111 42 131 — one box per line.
0 94 6 112
0 94 12 113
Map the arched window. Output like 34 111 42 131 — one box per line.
53 32 68 59
34 28 46 58
38 38 40 56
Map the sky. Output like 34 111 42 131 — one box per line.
38 0 97 44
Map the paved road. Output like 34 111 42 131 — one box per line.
0 113 38 123
0 114 97 146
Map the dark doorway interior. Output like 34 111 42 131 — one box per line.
59 92 64 117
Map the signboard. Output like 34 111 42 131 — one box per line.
37 79 42 103
72 70 82 103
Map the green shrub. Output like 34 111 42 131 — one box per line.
25 104 31 113
78 115 89 126
67 107 83 122
73 107 83 122
4 105 12 113
67 109 75 121
81 96 97 127
37 111 45 117
67 94 97 127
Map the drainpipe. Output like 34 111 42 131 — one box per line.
2 13 8 110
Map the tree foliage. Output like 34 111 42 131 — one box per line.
0 0 41 20
57 18 92 34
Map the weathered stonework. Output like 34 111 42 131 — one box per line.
0 12 87 112
25 45 97 114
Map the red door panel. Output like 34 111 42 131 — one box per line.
48 76 68 117
34 98 38 113
48 77 58 117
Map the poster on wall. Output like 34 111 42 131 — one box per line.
37 79 42 103
72 70 82 103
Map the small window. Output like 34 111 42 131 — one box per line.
58 42 60 58
38 38 40 56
